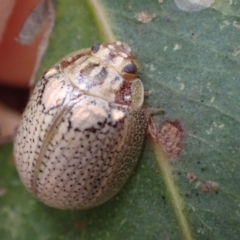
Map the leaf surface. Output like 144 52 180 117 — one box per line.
0 0 240 239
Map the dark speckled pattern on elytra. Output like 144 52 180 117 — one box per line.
14 42 148 209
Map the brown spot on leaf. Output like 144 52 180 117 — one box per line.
150 120 184 162
201 181 219 193
186 172 197 183
134 11 156 24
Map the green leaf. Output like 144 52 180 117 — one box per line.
1 0 240 239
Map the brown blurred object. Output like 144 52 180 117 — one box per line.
0 0 54 87
0 0 54 144
0 84 29 112
0 84 30 144
0 101 21 144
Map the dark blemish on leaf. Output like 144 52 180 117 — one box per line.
134 11 156 24
149 120 184 162
201 181 219 193
186 172 197 183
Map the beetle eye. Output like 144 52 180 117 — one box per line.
91 44 101 53
123 63 137 74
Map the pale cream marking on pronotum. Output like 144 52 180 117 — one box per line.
78 70 123 103
41 78 68 109
113 56 126 67
108 44 115 50
89 65 104 78
44 67 59 78
98 48 111 59
120 52 128 58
